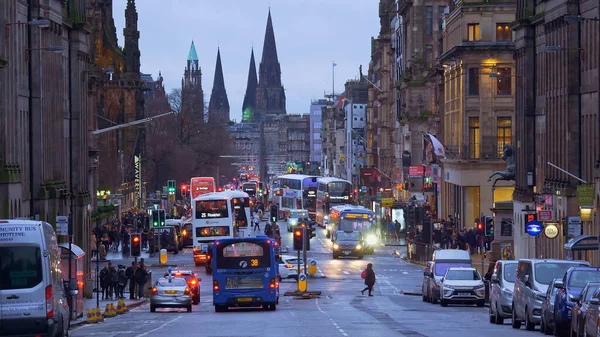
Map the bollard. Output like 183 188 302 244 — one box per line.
160 249 168 265
308 260 317 276
297 273 307 292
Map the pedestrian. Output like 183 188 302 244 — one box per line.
99 265 111 300
253 213 261 232
90 232 98 260
117 265 127 298
135 264 148 299
126 262 136 299
109 262 118 300
361 263 376 296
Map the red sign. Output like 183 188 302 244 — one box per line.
537 210 553 221
408 166 425 178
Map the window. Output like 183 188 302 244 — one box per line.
0 246 43 290
425 6 433 36
313 133 321 140
467 24 480 41
496 68 512 95
468 68 480 95
439 6 446 30
425 45 433 68
469 117 480 159
496 23 511 41
497 117 512 157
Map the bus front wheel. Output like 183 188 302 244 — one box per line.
215 305 227 312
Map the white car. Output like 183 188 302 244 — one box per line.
440 267 485 307
278 255 309 280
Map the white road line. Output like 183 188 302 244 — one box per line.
135 315 183 337
343 270 351 275
316 299 349 336
402 271 408 275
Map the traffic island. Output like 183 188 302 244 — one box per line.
284 290 322 297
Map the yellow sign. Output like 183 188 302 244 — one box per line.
250 259 259 267
544 224 559 239
381 198 394 207
345 213 368 219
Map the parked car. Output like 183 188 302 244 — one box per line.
582 287 600 337
439 267 485 307
489 260 518 324
540 278 562 335
422 261 433 302
570 282 600 337
425 250 472 304
554 267 600 335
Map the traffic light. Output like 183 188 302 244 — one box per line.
477 222 483 233
131 234 141 257
167 180 176 195
180 184 188 197
293 228 304 251
484 216 494 237
354 188 358 195
158 209 166 226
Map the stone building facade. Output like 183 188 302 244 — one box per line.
286 114 310 164
181 41 205 122
512 0 600 261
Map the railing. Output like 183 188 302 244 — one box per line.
406 241 439 265
444 143 504 160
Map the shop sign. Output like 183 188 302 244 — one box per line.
577 184 595 207
381 198 393 207
408 166 425 178
525 220 542 237
537 210 553 221
544 223 559 239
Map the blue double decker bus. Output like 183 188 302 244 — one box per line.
212 235 279 312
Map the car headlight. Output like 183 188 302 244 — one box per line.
291 221 297 225
474 284 485 290
501 288 513 298
366 235 377 245
324 215 329 220
333 244 339 250
443 284 454 290
533 291 546 301
356 244 362 250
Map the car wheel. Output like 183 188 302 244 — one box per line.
524 307 535 330
489 303 496 323
187 305 192 312
512 305 522 329
215 305 227 312
431 294 438 304
477 300 485 307
270 304 277 311
195 262 201 267
440 299 448 307
150 305 156 313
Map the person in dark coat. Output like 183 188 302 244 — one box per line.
361 263 376 296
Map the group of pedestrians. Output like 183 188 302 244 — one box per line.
98 261 149 300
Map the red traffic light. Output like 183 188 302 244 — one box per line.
354 188 358 194
294 230 302 237
133 236 140 243
477 223 483 231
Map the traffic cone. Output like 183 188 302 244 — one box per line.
94 307 103 322
110 303 117 316
116 301 123 315
104 304 112 318
85 309 96 324
121 300 129 312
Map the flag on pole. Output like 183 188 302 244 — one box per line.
333 62 337 67
428 133 446 158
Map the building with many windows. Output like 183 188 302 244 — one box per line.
439 0 516 230
309 99 327 165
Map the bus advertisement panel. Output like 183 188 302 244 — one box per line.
328 205 376 253
212 237 279 311
190 177 216 199
192 191 252 266
316 177 353 227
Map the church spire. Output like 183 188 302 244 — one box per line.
258 9 281 87
208 48 230 123
123 0 140 77
242 48 258 123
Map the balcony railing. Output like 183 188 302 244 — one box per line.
445 143 504 160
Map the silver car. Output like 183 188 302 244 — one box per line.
439 267 486 307
150 277 192 312
489 260 518 324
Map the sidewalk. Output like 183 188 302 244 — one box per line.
71 297 147 328
379 237 407 246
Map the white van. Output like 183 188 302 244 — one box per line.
0 220 71 336
425 249 472 303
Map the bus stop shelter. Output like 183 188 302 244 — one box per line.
564 235 598 261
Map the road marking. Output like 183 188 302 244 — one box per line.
343 270 351 275
316 299 349 336
135 315 183 337
402 271 408 275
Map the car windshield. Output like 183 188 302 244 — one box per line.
435 263 471 276
156 278 187 287
535 262 590 285
445 269 481 281
336 232 360 241
503 263 518 283
173 274 193 282
568 271 600 288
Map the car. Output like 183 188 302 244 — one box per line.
287 211 310 232
332 230 364 259
570 282 600 337
554 267 600 334
181 222 193 247
150 277 192 312
539 278 562 335
163 270 201 305
489 260 518 324
439 267 485 307
278 255 306 280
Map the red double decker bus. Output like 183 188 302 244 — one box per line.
190 177 216 199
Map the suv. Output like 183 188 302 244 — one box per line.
164 270 201 305
332 231 364 259
512 259 590 331
553 267 600 335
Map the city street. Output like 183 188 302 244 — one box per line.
74 222 542 337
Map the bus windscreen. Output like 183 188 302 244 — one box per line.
216 241 271 269
196 200 228 219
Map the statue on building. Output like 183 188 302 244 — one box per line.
488 145 516 188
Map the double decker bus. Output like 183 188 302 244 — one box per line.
190 177 216 199
191 190 252 266
316 177 353 227
276 174 319 221
212 236 279 311
242 181 258 198
328 204 377 253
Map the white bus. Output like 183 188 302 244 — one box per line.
316 177 354 227
276 174 319 221
191 190 253 266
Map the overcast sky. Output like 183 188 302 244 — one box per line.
113 1 379 122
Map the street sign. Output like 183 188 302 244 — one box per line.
381 198 393 207
526 220 543 237
537 210 553 221
56 216 68 236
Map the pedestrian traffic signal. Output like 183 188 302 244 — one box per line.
477 222 483 233
293 228 304 251
131 234 141 257
152 209 166 226
484 216 494 237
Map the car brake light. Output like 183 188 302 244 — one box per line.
190 279 197 285
184 287 190 295
175 272 181 276
182 229 187 236
270 278 276 289
284 264 294 269
152 287 158 295
45 285 54 318
213 280 220 291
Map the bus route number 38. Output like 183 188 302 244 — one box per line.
250 259 259 267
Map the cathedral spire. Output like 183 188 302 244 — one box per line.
123 0 140 77
208 48 230 123
259 9 281 87
242 48 258 123
188 41 199 61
